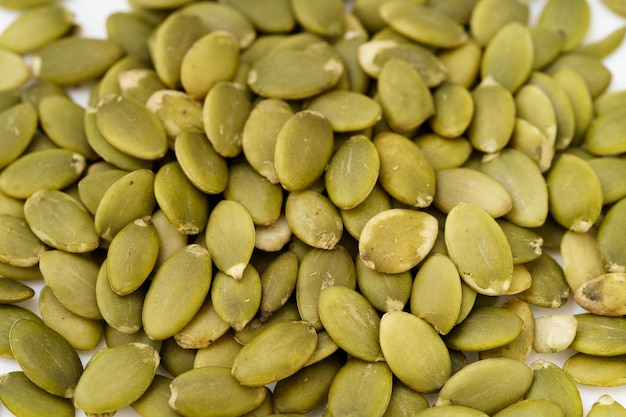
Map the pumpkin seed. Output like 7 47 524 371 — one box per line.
0 371 75 417
0 214 47 267
598 197 626 272
493 398 564 417
587 395 626 417
211 266 262 332
0 102 38 170
525 359 583 417
0 304 43 358
572 314 626 356
574 272 626 316
445 305 523 351
130 374 181 417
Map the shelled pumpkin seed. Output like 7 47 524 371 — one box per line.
3 0 626 416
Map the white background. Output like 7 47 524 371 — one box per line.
1 0 626 416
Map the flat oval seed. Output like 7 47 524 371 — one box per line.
39 250 101 320
77 169 128 215
469 0 529 46
572 314 626 356
356 256 412 314
285 190 343 250
205 200 255 279
318 285 383 362
175 298 230 349
588 157 626 204
241 98 293 184
306 90 381 132
525 360 583 417
434 168 512 218
107 217 159 295
0 305 43 357
169 366 267 417
413 134 473 171
586 107 626 156
598 197 626 272
587 395 626 417
181 1 256 48
519 252 570 308
74 343 159 414
564 352 626 387
560 229 605 291
232 320 317 386
436 358 533 415
202 81 251 158
378 57 434 133
380 1 467 48
0 214 47 267
0 371 75 417
538 0 590 52
496 219 543 264
445 202 514 295
468 77 516 153
374 132 436 208
175 127 228 194
359 208 438 274
547 153 603 233
274 110 334 191
415 406 489 417
0 47 30 91
10 318 83 398
290 0 344 37
248 49 343 99
493 399 564 417
0 102 38 170
96 94 168 160
380 311 451 393
24 189 99 253
0 5 74 53
181 31 240 99
481 22 533 92
155 161 209 235
296 246 356 330
0 148 85 199
382 379 429 417
547 53 612 98
106 12 153 62
552 67 593 144
142 244 212 340
130 375 181 417
429 82 474 138
479 298 535 362
94 169 156 242
341 184 391 240
225 0 295 32
258 251 298 320
0 277 34 303
574 273 626 316
33 37 123 85
445 305 523 351
530 26 564 70
212 266 262 331
40 285 102 350
146 89 203 141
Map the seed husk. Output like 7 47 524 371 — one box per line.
170 366 267 417
142 244 213 340
32 37 123 85
0 371 75 417
445 202 514 295
73 343 159 414
10 318 83 398
436 358 533 415
326 358 393 417
574 272 626 316
24 189 99 253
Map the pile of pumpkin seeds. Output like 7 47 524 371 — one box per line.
1 0 626 415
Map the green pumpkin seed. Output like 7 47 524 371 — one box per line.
572 314 626 356
564 353 626 387
470 0 528 46
0 371 75 417
232 320 317 386
142 244 213 340
429 82 474 138
74 343 159 414
496 219 543 264
560 229 604 291
514 84 557 145
355 255 411 313
525 359 583 417
410 254 462 335
0 148 85 199
479 298 534 361
33 37 123 85
169 366 267 417
519 252 570 308
254 214 292 252
175 298 230 350
182 1 256 48
588 157 626 204
588 394 626 417
0 214 47 267
205 200 255 279
530 26 564 70
274 110 334 191
359 208 438 274
106 12 153 61
117 68 168 104
96 94 168 160
290 0 344 37
436 358 533 415
0 46 30 91
130 374 182 417
318 285 383 362
0 277 34 303
145 89 203 142
381 379 429 417
259 250 298 320
10 318 83 398
340 184 391 240
193 330 241 368
24 189 99 253
249 48 343 100
326 358 393 417
378 57 434 133
415 406 489 417
94 169 156 242
586 107 626 156
306 91 381 133
445 202 514 295
598 197 626 272
296 246 356 330
212 266 262 332
0 102 38 170
413 134 472 171
40 285 102 351
508 118 554 173
273 354 344 414
374 132 436 207
285 190 343 250
552 68 594 145
77 169 128 215
0 305 43 357
0 262 42 282
380 310 451 393
95 260 145 334
538 0 590 52
574 272 626 316
98 55 148 99
493 398 564 417
160 338 196 377
547 153 603 233
547 53 612 98
445 305 523 351
595 89 626 115
225 0 295 33
437 38 482 88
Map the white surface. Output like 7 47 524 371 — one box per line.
1 1 626 416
